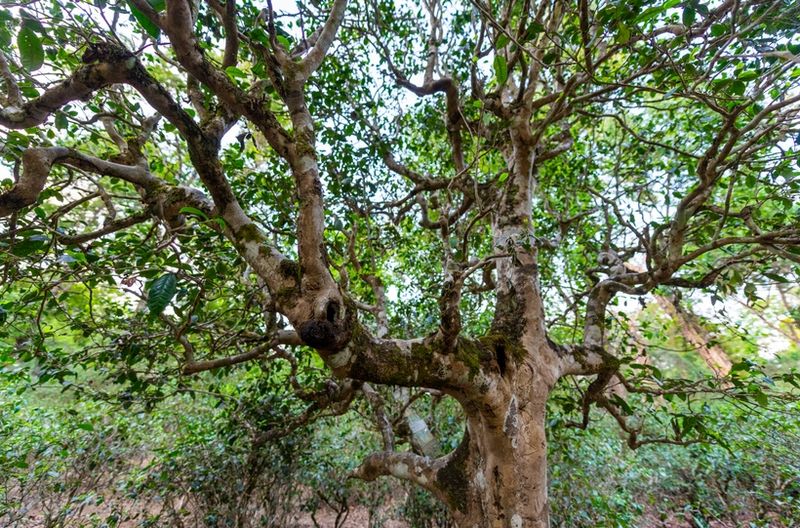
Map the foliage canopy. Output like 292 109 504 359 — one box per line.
1 0 799 524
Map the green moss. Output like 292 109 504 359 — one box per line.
455 346 481 379
454 337 495 380
436 430 470 513
479 334 526 362
294 130 316 158
410 341 435 363
491 286 526 341
235 223 263 244
278 258 301 280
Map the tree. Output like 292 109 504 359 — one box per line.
1 0 799 526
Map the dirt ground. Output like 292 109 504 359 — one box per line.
6 499 790 527
293 505 409 527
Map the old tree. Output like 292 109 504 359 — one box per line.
1 0 799 525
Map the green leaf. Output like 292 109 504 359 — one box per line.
11 235 48 257
682 6 696 26
736 70 759 82
179 206 208 220
55 112 68 130
744 282 757 299
730 359 756 373
763 272 789 283
0 28 11 48
17 27 43 71
635 5 668 24
225 66 247 79
711 77 730 91
711 23 727 37
276 34 291 50
617 22 631 44
250 27 270 46
493 55 508 85
65 249 87 263
495 34 510 49
783 373 800 389
523 22 544 42
127 0 160 39
682 415 698 435
20 10 46 33
147 273 177 315
542 51 558 65
730 80 745 96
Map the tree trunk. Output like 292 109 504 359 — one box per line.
351 103 567 528
438 340 558 528
351 338 560 528
453 397 551 527
441 121 557 528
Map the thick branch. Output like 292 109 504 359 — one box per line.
162 0 291 157
350 450 440 492
322 323 495 395
296 0 348 79
362 382 395 451
0 52 21 107
0 147 157 217
0 51 140 129
351 428 469 513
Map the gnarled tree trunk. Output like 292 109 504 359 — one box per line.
452 362 555 527
352 337 562 528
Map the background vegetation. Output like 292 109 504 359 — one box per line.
2 314 799 527
1 0 799 525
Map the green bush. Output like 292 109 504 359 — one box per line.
548 400 800 527
2 381 798 528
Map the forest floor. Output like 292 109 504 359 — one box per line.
297 505 780 528
7 506 786 527
6 495 788 527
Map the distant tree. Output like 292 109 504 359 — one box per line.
1 0 799 526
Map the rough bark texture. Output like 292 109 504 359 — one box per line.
2 1 799 527
455 355 555 527
355 341 560 527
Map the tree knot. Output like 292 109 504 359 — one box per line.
298 319 337 349
82 42 135 65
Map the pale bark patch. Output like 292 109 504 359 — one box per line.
327 348 353 369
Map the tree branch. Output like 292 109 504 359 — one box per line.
182 330 301 374
296 0 348 80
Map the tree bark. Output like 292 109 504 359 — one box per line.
354 340 560 528
450 365 554 527
441 114 559 528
